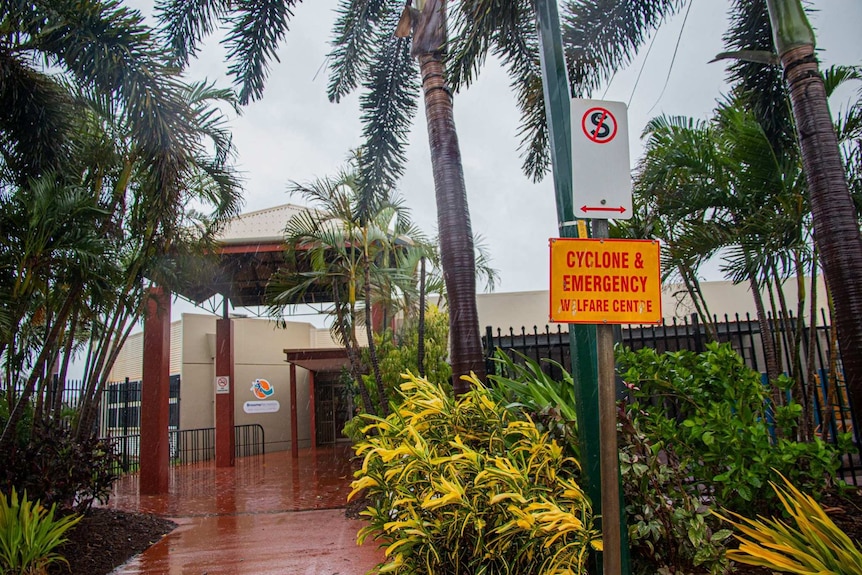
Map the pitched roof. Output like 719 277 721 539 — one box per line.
177 203 331 308
217 203 305 244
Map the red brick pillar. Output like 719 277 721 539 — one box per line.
215 317 235 467
141 287 170 494
290 362 299 459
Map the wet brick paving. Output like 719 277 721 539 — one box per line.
107 444 384 574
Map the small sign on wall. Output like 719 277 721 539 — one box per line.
244 401 280 414
215 375 230 394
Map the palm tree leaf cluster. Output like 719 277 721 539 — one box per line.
156 0 300 104
268 159 432 416
329 1 418 214
0 2 243 457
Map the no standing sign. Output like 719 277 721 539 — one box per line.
571 99 632 220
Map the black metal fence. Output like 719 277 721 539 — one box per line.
107 424 266 472
46 376 265 472
483 310 860 485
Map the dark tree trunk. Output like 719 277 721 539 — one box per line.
781 43 862 443
418 256 426 378
333 283 376 417
364 258 389 416
413 0 485 392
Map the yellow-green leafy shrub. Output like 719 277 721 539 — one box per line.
718 474 862 574
351 374 599 574
0 488 81 575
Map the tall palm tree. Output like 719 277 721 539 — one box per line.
764 0 862 442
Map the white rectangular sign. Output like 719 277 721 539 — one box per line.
571 99 632 220
215 375 230 395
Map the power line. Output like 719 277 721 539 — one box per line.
646 0 694 115
627 21 662 107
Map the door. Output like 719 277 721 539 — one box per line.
315 374 354 444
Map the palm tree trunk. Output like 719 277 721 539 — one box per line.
332 283 376 417
364 259 389 417
413 0 485 392
418 256 426 378
768 0 862 443
749 272 782 396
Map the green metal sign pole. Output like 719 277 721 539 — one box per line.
534 2 630 573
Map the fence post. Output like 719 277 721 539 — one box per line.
691 313 704 353
485 326 495 376
122 377 130 472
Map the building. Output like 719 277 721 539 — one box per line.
110 203 831 457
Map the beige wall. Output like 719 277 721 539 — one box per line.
179 314 318 452
109 313 324 452
476 276 829 331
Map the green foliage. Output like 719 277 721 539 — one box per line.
351 374 598 575
344 306 451 441
0 421 119 513
718 473 862 574
617 343 840 513
486 343 842 575
371 305 452 393
486 351 579 459
619 405 732 575
0 488 81 575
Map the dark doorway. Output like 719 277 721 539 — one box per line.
314 372 354 445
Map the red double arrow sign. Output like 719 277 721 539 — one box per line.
580 205 626 214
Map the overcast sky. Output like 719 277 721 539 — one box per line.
129 0 862 310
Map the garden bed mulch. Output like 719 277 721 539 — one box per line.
50 508 175 575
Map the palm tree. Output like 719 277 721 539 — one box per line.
632 103 816 411
268 161 429 416
0 1 243 451
763 0 862 442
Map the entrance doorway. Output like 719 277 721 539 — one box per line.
315 373 354 444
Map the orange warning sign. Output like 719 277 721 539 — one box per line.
549 238 661 324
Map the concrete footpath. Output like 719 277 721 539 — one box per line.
107 445 384 575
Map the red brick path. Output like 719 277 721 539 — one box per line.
108 444 383 574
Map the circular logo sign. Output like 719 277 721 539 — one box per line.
250 378 274 400
581 107 618 144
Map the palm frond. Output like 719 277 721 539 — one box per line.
722 0 794 159
561 0 684 98
327 0 394 103
223 0 299 104
356 13 418 210
0 52 76 181
155 0 225 67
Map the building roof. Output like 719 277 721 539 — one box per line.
283 348 351 373
217 204 306 245
177 203 331 308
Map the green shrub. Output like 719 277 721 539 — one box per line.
345 306 452 441
0 420 119 512
0 488 81 575
483 344 841 575
486 351 732 574
617 342 840 514
487 351 580 459
351 374 599 574
619 405 732 575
